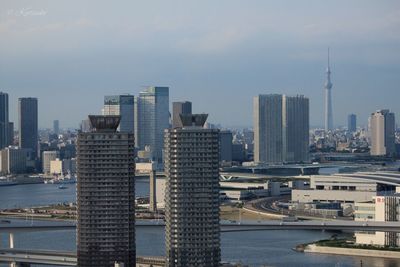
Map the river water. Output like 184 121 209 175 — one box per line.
0 180 399 267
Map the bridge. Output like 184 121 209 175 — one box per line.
2 220 400 233
2 220 400 266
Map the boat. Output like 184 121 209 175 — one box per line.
58 184 68 189
0 177 18 187
45 172 77 184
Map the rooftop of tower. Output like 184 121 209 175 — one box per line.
88 115 121 132
179 114 208 127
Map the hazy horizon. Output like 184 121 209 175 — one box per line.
1 1 399 128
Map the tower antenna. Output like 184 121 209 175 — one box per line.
328 47 330 69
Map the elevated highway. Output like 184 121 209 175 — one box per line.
0 249 165 266
0 249 76 266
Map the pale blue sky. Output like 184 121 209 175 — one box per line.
1 1 399 128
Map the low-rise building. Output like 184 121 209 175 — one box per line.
355 196 400 247
292 172 399 206
0 146 27 174
50 158 76 175
42 151 59 174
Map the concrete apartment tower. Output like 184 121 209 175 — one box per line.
18 97 38 159
348 114 357 132
0 92 9 149
136 87 169 163
77 115 135 267
370 110 395 156
172 101 192 128
164 114 220 267
254 94 309 164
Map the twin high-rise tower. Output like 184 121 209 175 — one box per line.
77 115 136 267
254 94 309 164
77 113 221 266
164 114 221 266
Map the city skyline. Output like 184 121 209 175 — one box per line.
1 1 400 128
2 2 400 267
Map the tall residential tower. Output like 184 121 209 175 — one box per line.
324 49 333 131
77 115 135 267
164 114 220 266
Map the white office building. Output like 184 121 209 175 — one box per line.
370 109 395 156
355 195 400 247
292 172 400 206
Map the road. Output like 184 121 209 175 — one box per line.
0 249 165 266
246 196 353 221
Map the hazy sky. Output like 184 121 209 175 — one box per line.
1 1 400 129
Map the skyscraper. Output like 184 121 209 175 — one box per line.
324 48 333 131
77 115 135 267
8 122 14 146
164 114 220 267
136 86 169 162
219 130 233 162
53 120 59 135
103 95 135 132
172 101 192 128
282 95 309 163
18 97 38 159
348 114 357 132
370 110 395 156
80 118 91 133
254 94 309 164
0 92 9 149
